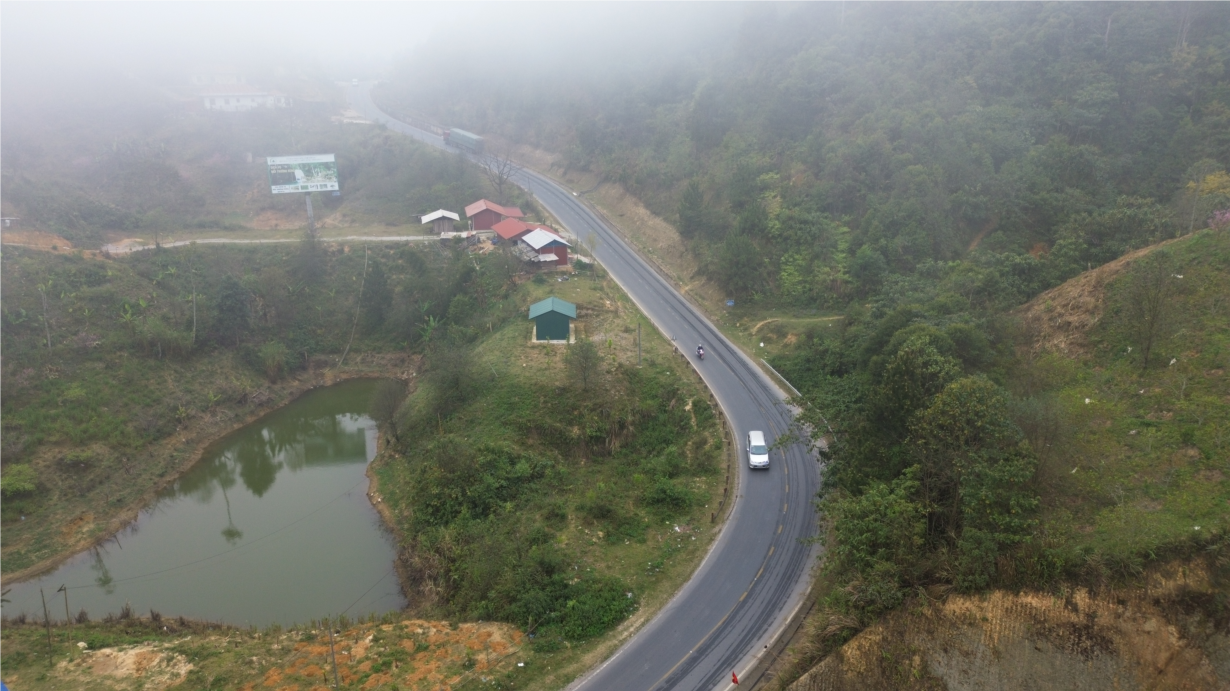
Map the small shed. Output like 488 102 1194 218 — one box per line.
528 297 576 342
421 209 460 234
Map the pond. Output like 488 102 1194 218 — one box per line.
2 379 406 627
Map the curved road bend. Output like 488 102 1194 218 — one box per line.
349 84 821 691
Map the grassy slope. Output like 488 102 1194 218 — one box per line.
1015 228 1230 571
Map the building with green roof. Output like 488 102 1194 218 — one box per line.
528 297 577 342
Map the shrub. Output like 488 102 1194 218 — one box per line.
258 341 289 382
643 478 694 515
0 464 38 497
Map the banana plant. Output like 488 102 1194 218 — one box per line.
417 314 440 346
118 302 138 336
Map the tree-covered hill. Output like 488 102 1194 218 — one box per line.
379 3 1230 305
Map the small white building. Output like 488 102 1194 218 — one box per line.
200 84 292 112
421 209 460 234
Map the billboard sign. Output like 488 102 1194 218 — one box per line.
267 154 339 194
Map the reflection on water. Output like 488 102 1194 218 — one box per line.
2 379 405 627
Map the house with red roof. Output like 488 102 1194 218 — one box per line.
492 218 532 242
493 219 559 243
465 199 524 230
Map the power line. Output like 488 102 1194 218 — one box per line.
340 566 395 616
63 475 370 591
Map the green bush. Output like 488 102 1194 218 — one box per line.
0 465 38 497
258 341 290 382
643 478 694 515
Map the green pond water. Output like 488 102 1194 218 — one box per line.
3 379 406 627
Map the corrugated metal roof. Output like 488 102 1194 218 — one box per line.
421 209 460 224
520 228 571 251
528 297 577 320
492 218 531 240
464 199 525 219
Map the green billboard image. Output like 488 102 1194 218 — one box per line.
267 154 339 194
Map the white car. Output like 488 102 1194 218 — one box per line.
747 430 770 469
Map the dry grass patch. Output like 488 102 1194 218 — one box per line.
783 560 1229 691
1014 236 1186 358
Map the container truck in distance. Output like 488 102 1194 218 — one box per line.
443 128 484 154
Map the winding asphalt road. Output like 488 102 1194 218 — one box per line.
348 84 821 691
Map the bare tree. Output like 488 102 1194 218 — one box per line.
37 279 52 349
584 230 602 279
1176 2 1195 50
482 147 523 203
370 379 408 443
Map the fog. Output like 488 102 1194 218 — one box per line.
2 2 745 99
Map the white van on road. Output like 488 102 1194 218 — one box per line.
747 430 770 469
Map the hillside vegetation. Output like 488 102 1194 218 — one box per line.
379 5 1230 683
372 271 727 677
0 238 508 574
1 252 728 689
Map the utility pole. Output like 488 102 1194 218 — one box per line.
305 193 316 239
40 587 53 665
59 584 71 646
327 618 340 688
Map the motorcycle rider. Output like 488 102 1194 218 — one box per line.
696 344 705 360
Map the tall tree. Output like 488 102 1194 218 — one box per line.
678 179 706 239
212 275 251 347
361 257 392 331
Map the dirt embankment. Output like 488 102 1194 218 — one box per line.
785 561 1229 691
0 229 99 256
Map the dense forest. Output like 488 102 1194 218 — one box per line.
378 2 1230 667
381 3 1230 303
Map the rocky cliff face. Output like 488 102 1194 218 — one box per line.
788 561 1228 691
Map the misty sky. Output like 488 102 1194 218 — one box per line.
2 2 745 83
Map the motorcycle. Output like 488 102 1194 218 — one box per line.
696 347 705 361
